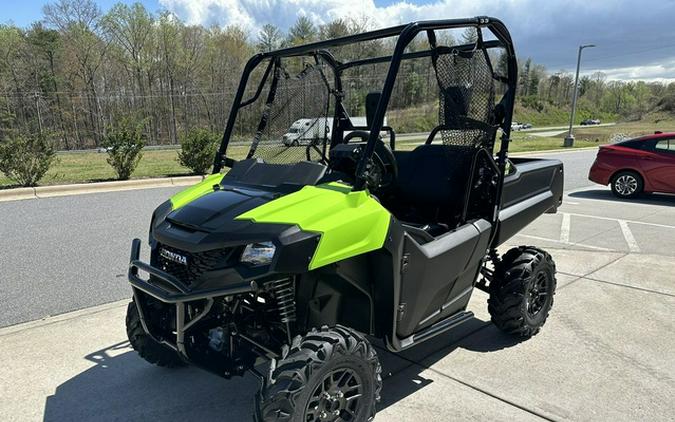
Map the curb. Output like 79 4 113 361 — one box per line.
512 146 599 156
0 187 37 202
0 175 205 203
0 299 129 337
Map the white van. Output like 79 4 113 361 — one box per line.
282 118 332 146
282 116 387 146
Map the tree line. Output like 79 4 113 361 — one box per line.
1 0 674 150
515 58 675 122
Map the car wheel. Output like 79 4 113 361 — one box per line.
256 325 381 422
292 140 299 146
611 171 643 199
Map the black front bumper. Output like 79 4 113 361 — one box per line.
127 238 258 363
128 238 256 303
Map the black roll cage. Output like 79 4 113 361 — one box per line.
213 16 517 219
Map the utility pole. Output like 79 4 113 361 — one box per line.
564 44 595 147
34 92 43 134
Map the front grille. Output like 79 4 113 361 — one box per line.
154 243 239 286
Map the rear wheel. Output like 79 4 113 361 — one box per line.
126 301 185 368
257 325 381 422
611 170 643 198
488 246 557 338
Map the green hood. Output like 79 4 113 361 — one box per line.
170 173 226 210
236 183 391 270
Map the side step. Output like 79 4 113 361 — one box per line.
398 311 474 350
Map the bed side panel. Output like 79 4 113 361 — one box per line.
497 158 564 245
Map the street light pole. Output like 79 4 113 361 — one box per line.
564 44 595 147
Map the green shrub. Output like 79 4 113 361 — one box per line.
178 128 220 174
104 118 145 180
657 94 675 112
0 131 56 187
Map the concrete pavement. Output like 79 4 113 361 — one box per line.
0 244 672 422
514 187 675 259
2 144 674 421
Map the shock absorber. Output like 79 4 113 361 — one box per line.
269 278 296 343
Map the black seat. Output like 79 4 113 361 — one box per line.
391 144 476 229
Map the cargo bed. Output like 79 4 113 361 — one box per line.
496 157 564 245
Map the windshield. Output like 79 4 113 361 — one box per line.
215 19 516 180
224 56 336 164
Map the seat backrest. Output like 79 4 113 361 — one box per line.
393 144 476 226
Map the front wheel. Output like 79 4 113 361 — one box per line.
488 246 557 338
611 170 643 198
126 300 185 368
257 325 382 422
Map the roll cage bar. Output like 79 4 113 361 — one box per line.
213 16 517 209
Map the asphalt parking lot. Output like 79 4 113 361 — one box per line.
1 183 673 421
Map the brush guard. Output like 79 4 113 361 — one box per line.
128 238 268 374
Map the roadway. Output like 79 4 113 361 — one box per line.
53 122 615 155
519 122 615 132
0 147 650 328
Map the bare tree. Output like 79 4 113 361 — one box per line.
257 24 282 52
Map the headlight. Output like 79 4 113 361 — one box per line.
240 241 276 266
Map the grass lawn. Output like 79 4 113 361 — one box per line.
505 115 674 152
509 135 603 152
0 145 255 189
551 116 675 143
2 114 674 189
395 132 604 153
0 149 191 189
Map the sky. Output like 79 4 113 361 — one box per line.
3 0 675 82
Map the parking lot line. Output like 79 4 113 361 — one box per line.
579 275 675 298
618 220 640 253
560 213 571 243
516 233 612 251
565 212 675 230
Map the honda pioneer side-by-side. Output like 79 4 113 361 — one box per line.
125 17 563 421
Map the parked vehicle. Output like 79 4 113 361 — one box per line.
282 118 332 146
589 132 675 198
522 122 533 129
282 117 385 146
125 17 563 421
581 119 601 125
511 121 524 131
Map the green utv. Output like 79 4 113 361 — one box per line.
126 17 563 421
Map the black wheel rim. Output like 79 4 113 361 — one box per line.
526 271 550 318
305 367 363 422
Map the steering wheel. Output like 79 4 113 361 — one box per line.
343 130 398 192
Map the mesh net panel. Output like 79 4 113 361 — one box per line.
341 58 438 125
226 31 503 163
434 47 496 149
246 57 334 164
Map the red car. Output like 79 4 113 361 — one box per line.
589 132 675 198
